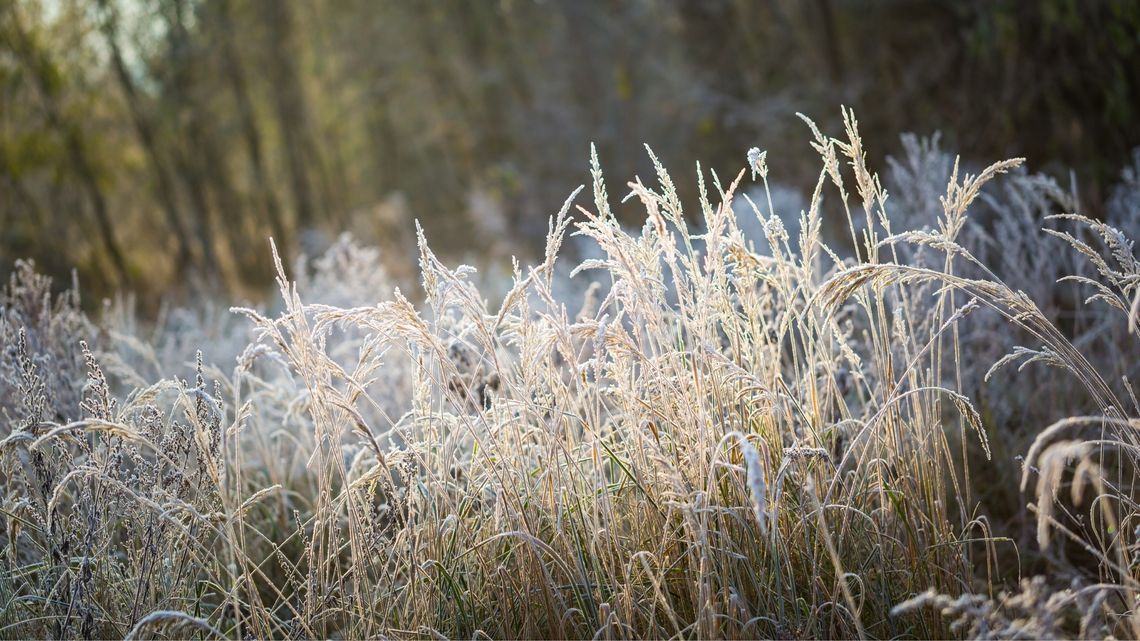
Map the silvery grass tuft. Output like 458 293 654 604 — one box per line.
1 108 1139 639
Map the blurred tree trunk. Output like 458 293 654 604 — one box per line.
212 0 288 250
96 0 194 277
7 6 130 285
453 3 506 157
262 0 324 232
166 0 258 286
814 0 844 82
559 3 604 132
163 0 224 287
406 3 478 225
0 145 45 230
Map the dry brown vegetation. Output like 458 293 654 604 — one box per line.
2 110 1139 639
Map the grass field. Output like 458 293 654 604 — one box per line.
2 110 1139 639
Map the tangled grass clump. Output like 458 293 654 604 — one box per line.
1 109 1139 639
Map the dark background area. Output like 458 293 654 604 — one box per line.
2 0 1138 307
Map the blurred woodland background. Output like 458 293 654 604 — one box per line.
2 0 1139 307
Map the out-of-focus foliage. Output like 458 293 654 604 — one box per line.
1 0 1139 304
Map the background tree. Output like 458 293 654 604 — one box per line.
1 0 1138 306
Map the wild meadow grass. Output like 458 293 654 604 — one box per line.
1 109 1139 639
